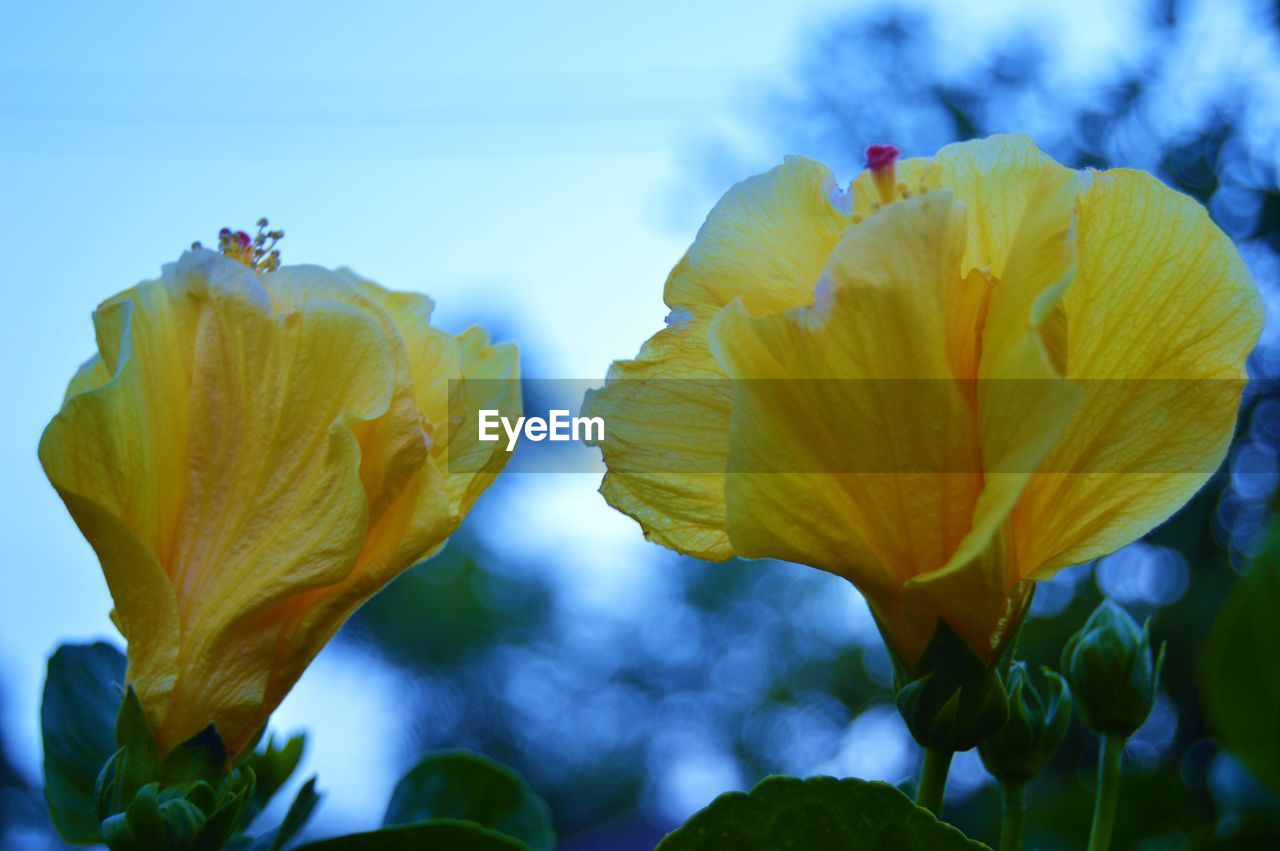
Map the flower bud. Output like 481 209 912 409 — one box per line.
895 619 1009 752
978 663 1072 785
1060 600 1165 737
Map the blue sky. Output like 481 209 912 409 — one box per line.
0 0 1162 835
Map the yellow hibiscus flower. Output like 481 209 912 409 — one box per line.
39 233 519 756
585 134 1261 669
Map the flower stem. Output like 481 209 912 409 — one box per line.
999 782 1026 851
916 747 953 816
1087 733 1125 851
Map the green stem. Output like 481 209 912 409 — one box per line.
999 782 1026 851
916 747 953 816
1086 733 1125 851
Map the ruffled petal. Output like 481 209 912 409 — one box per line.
155 253 400 750
1013 169 1263 576
38 265 207 727
850 134 1059 279
261 265 430 520
42 249 517 756
588 157 850 558
666 156 854 319
710 191 984 662
252 330 519 738
443 327 521 517
904 159 1083 662
583 319 734 560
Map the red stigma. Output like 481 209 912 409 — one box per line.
865 144 901 173
235 230 251 249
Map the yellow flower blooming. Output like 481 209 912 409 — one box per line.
586 134 1262 669
39 243 519 756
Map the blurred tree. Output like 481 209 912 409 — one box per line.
348 1 1280 849
0 688 64 850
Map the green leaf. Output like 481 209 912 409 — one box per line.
657 775 989 850
41 641 126 843
382 751 554 851
1202 526 1280 798
295 820 528 850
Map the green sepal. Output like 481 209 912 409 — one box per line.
99 782 169 851
125 783 170 851
240 733 307 825
160 797 208 849
978 662 1072 785
894 619 1008 752
161 724 229 789
382 750 554 851
273 777 322 850
656 775 988 850
96 749 122 822
176 780 219 817
190 781 253 851
101 811 134 849
234 727 270 768
41 641 127 843
1060 600 1163 736
233 775 323 851
110 687 162 812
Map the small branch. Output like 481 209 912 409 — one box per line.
1086 733 1125 851
998 782 1026 851
916 746 953 816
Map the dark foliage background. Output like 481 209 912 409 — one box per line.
340 4 1280 849
5 1 1279 848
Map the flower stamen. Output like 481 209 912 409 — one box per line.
191 217 284 272
865 144 901 204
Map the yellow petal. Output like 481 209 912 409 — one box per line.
443 326 522 516
710 191 984 662
667 155 853 319
262 265 430 520
849 134 1059 278
64 354 110 402
152 254 403 750
252 328 519 738
251 455 455 739
904 158 1083 661
38 268 207 725
40 441 182 731
42 249 518 756
583 319 734 560
587 157 851 558
333 270 462 435
935 133 1063 278
1013 169 1263 576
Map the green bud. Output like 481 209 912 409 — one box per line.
978 662 1072 785
1060 600 1165 737
895 619 1009 752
